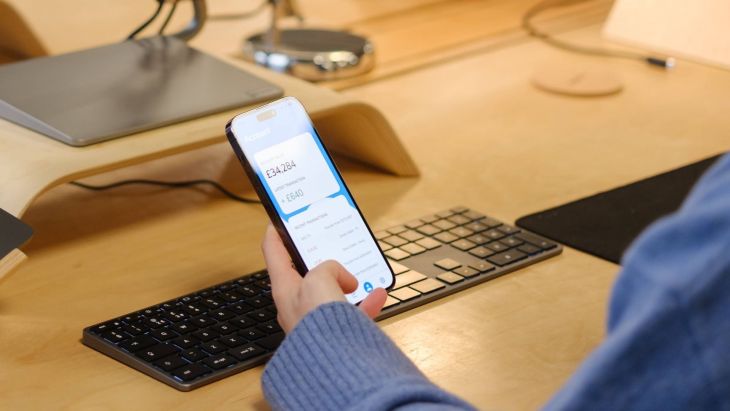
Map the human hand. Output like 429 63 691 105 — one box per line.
262 225 387 333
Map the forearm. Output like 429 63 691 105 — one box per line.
262 302 475 411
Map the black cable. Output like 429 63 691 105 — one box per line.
522 0 674 68
127 0 165 40
70 179 261 204
208 1 268 21
158 0 179 35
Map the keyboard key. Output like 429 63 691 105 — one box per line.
420 214 439 223
102 330 129 343
388 260 410 275
498 225 520 235
162 310 189 322
450 206 469 213
136 343 178 362
374 231 390 240
468 246 494 258
172 336 198 349
434 258 461 271
190 316 216 328
257 321 283 334
143 317 169 329
500 236 524 247
436 210 455 218
487 250 528 266
465 221 489 233
462 210 485 220
237 285 260 297
257 332 285 350
451 239 477 251
173 363 211 382
387 225 408 235
383 296 400 308
212 323 238 335
400 243 427 255
404 219 425 229
203 354 237 370
481 217 503 228
515 232 557 250
434 232 458 243
486 242 509 252
411 278 446 294
518 243 541 255
150 328 178 341
378 240 393 251
437 272 464 284
229 344 265 361
228 302 254 314
453 266 480 278
239 327 266 341
255 279 271 291
248 309 276 323
447 214 471 225
383 235 408 247
192 329 218 342
415 237 442 250
399 230 424 242
210 309 236 321
394 271 427 289
484 229 505 240
467 234 490 245
180 303 205 316
433 219 457 230
122 323 146 336
469 261 496 273
389 287 421 302
201 341 226 354
230 316 256 329
155 355 188 372
449 226 474 238
201 297 225 310
220 291 243 303
91 321 120 335
220 335 246 347
171 321 196 334
181 348 207 362
119 335 157 352
416 224 441 236
385 248 410 261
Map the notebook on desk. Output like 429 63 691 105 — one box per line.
0 36 283 147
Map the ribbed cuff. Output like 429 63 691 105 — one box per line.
261 302 426 410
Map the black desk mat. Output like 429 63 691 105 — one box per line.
0 208 33 259
515 154 723 264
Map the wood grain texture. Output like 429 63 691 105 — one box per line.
0 248 27 283
2 2 730 411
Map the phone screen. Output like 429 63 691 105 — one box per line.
227 97 394 304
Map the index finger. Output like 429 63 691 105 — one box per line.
262 224 302 296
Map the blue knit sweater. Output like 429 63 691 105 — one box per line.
263 154 730 410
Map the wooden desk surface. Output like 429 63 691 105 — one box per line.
3 2 730 410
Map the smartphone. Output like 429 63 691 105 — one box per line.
225 97 395 304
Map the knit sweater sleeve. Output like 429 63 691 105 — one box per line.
262 302 475 411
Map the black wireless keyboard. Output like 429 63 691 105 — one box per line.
83 206 562 391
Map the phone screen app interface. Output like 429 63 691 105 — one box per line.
233 100 392 303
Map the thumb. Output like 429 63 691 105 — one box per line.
358 288 387 319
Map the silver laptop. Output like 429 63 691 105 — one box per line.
0 36 283 146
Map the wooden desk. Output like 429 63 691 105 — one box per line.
3 2 730 410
